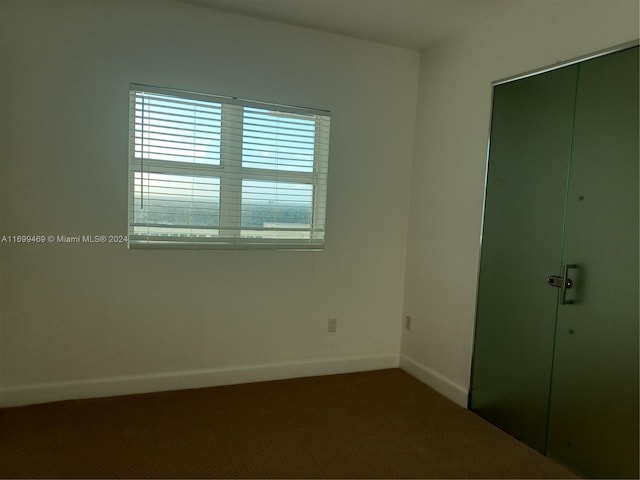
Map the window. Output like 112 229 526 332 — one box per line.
128 84 331 249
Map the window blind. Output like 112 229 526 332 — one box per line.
128 84 331 249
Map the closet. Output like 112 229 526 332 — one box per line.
470 45 638 479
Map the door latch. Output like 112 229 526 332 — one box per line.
548 264 577 304
547 276 572 289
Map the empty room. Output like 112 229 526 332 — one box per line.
0 0 638 478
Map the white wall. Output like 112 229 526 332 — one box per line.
0 0 419 406
401 0 639 406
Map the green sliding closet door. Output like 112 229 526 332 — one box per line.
471 45 639 479
546 47 639 479
470 65 578 452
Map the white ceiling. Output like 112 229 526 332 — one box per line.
181 0 519 51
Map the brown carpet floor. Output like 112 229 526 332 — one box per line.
0 368 578 479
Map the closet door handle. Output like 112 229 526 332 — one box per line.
548 264 576 304
560 264 577 305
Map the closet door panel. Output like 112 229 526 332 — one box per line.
547 46 639 479
470 65 578 452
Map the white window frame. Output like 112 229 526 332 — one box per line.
128 84 331 250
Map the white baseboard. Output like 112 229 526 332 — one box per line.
0 354 400 407
400 354 469 408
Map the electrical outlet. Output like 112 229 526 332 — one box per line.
328 317 338 333
404 315 412 331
